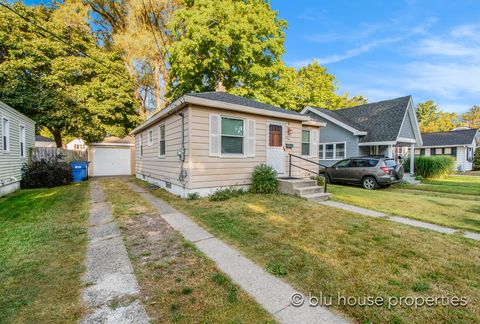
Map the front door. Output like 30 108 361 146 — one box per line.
266 122 285 175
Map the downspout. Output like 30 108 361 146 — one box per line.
178 112 187 183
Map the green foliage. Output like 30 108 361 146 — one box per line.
0 2 140 146
474 148 480 171
406 156 455 179
462 105 480 130
187 192 200 200
414 175 424 181
416 100 459 132
311 175 326 186
250 164 278 194
21 155 72 188
209 187 245 201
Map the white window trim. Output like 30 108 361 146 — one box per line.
147 129 153 146
319 141 347 160
301 129 311 157
220 115 246 158
2 117 10 153
158 124 166 158
19 124 26 158
139 133 143 158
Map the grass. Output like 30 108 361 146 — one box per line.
99 178 273 323
0 183 89 323
135 178 480 324
328 176 480 232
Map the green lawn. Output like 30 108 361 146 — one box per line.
329 177 480 232
100 178 273 323
135 179 480 324
0 183 89 323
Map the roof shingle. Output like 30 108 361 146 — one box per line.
421 128 478 147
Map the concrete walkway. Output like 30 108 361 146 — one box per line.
127 182 348 324
81 182 149 324
320 200 480 241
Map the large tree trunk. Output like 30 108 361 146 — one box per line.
51 129 63 148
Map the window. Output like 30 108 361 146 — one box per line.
451 147 457 157
221 117 244 154
2 118 10 152
20 125 26 158
384 159 397 168
301 130 310 156
467 147 474 161
319 142 345 160
420 148 425 156
436 148 442 155
139 133 143 157
333 159 351 168
351 159 367 167
367 159 379 167
269 124 282 147
147 129 153 145
444 147 451 155
158 124 165 156
74 144 85 151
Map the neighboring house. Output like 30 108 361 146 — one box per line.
88 136 135 177
131 91 324 197
301 96 422 174
416 128 479 171
35 135 56 148
0 101 35 197
67 138 88 151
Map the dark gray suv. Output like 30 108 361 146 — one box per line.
325 156 404 189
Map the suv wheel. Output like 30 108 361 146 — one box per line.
362 176 378 190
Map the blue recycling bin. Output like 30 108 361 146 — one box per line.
70 161 88 183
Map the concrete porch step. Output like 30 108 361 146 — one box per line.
303 192 332 202
294 185 325 196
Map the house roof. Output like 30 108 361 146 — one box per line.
35 135 55 142
188 92 302 116
421 128 478 147
131 91 310 134
308 96 413 143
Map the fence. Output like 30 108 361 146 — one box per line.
30 147 88 163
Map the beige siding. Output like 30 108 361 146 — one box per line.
0 101 35 186
135 107 190 188
188 105 319 189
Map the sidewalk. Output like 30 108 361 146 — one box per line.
127 182 348 324
320 200 480 241
81 181 149 324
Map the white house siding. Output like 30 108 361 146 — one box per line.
0 101 35 196
415 146 474 171
135 107 190 195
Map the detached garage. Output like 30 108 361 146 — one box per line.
88 136 135 177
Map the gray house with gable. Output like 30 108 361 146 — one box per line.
301 96 422 174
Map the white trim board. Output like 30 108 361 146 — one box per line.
300 106 367 136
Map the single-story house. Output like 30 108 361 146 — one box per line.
301 96 423 174
35 135 56 148
416 127 479 171
88 136 135 177
0 100 35 196
67 138 87 151
131 91 324 197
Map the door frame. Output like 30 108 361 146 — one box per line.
266 120 286 175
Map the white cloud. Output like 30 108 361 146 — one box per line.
411 17 438 34
413 38 480 57
450 24 480 40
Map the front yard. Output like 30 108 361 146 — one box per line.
329 176 480 232
0 183 89 323
136 179 480 323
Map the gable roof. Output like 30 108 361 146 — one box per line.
132 92 310 134
35 135 55 142
304 96 413 143
421 128 478 147
188 92 301 116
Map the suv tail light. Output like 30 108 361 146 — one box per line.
380 165 390 174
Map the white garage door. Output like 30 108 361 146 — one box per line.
92 147 131 176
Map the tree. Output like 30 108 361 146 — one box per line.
0 2 140 147
462 105 480 130
167 0 287 101
416 101 458 132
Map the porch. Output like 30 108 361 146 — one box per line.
359 142 416 175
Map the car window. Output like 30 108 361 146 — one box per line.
367 159 379 167
384 159 397 167
334 159 351 168
351 159 367 167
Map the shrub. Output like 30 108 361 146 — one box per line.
187 192 200 200
311 175 325 186
209 187 244 201
250 164 277 194
405 156 455 179
474 147 480 171
21 155 72 188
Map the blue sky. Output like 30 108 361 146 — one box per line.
20 0 479 113
271 0 480 114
